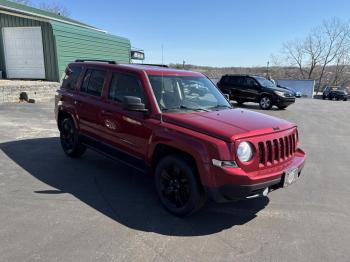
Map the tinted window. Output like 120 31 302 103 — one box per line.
61 66 82 90
244 77 258 87
108 72 144 103
81 69 106 96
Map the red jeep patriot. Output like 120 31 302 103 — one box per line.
55 60 306 216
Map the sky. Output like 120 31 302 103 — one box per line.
32 0 350 67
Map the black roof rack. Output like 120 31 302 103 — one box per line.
134 63 168 68
75 59 117 64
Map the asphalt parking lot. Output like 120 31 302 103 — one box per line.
0 99 349 262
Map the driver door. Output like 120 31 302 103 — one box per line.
101 71 153 160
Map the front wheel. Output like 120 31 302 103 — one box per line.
60 118 86 158
259 96 272 110
154 155 205 216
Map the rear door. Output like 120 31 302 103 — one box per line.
76 68 107 139
242 77 261 101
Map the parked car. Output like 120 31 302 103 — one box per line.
55 60 306 216
322 86 348 101
217 75 296 110
277 85 302 98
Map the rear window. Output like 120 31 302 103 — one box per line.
61 66 82 90
81 69 106 97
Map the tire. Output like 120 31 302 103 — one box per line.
322 96 326 100
154 155 205 216
259 96 272 110
344 98 348 101
278 105 287 110
59 117 86 158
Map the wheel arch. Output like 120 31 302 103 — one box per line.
150 143 209 188
57 110 79 131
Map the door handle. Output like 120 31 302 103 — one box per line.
74 100 82 105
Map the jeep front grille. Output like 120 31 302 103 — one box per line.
257 132 297 167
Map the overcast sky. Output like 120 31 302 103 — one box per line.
32 0 350 67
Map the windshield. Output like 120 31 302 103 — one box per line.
254 77 276 88
148 75 231 112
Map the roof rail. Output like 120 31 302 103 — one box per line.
75 59 117 64
134 63 169 68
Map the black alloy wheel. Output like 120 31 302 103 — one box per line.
60 118 86 158
155 155 204 216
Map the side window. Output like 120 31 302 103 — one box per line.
81 69 106 97
61 66 82 90
108 72 145 103
245 78 258 87
221 76 229 84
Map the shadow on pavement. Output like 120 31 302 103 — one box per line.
0 137 269 236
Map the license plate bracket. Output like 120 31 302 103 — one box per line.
283 167 299 187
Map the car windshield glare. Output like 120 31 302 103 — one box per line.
148 75 231 112
254 77 275 88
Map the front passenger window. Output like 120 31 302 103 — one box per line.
108 72 145 103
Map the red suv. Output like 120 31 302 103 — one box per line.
55 60 306 216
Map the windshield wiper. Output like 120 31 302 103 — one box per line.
210 104 232 110
179 105 211 112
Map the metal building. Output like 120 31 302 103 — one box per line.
276 79 315 98
0 0 131 81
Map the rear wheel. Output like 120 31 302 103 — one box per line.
154 155 205 216
259 96 272 110
344 98 348 101
60 118 86 158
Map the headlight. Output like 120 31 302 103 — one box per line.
237 142 253 162
274 91 285 97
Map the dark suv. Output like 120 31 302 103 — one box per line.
217 75 296 109
322 86 348 101
55 60 305 216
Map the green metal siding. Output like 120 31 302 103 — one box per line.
51 22 131 79
0 13 59 81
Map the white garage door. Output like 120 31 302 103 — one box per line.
2 27 45 79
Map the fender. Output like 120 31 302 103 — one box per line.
56 90 80 131
147 122 233 187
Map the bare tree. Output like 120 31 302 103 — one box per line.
39 2 70 17
274 18 350 93
315 19 350 92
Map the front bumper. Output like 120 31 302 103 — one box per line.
206 149 305 203
275 96 296 107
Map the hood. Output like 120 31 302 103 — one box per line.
162 108 295 142
267 86 294 94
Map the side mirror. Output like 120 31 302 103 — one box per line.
122 96 148 112
223 94 230 101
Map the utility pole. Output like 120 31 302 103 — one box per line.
266 61 270 78
183 60 185 69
